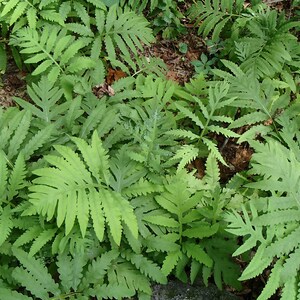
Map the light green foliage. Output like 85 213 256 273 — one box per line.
29 131 138 245
142 155 242 289
190 1 300 78
169 77 238 169
226 131 300 299
0 0 299 298
10 24 95 83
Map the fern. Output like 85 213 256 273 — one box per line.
234 8 299 78
12 248 60 299
0 151 28 247
14 76 65 122
57 251 87 293
119 76 178 174
10 24 95 83
215 60 291 143
29 131 138 246
0 0 64 30
188 0 245 42
142 158 241 288
226 137 300 299
0 107 55 162
170 80 238 169
103 5 155 72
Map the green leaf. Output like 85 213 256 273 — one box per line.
182 223 219 239
143 215 179 228
183 242 213 267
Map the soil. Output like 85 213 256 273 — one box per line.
0 59 27 107
143 31 203 84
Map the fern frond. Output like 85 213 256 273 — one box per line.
183 241 213 268
239 244 273 281
57 252 86 292
11 25 92 83
0 151 8 201
144 234 180 253
167 129 199 141
280 247 300 282
103 5 154 71
122 250 167 284
14 76 64 122
0 206 13 246
29 132 138 245
12 248 60 299
0 288 32 300
13 225 43 247
0 110 31 160
188 0 244 42
123 178 163 197
257 258 283 300
203 138 227 166
171 145 199 172
7 153 26 201
84 249 119 284
161 250 182 276
28 228 57 256
234 8 299 78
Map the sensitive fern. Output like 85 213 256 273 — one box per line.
170 79 238 169
188 0 245 42
10 24 95 83
29 131 138 245
142 156 241 289
226 136 300 299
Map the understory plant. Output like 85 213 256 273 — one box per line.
0 0 299 299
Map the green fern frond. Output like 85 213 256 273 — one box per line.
11 25 92 83
171 145 199 172
14 76 64 122
167 129 199 141
28 228 57 256
123 178 163 197
12 248 60 299
84 249 119 284
172 81 236 167
29 131 138 245
183 241 213 268
280 247 300 282
7 153 26 201
0 151 8 201
281 277 297 300
239 244 273 281
226 134 300 298
203 138 227 166
0 288 32 300
257 259 283 300
188 0 244 42
0 109 31 160
122 250 167 284
57 251 86 292
103 5 154 71
234 8 299 78
161 250 182 276
0 206 13 247
13 225 43 248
